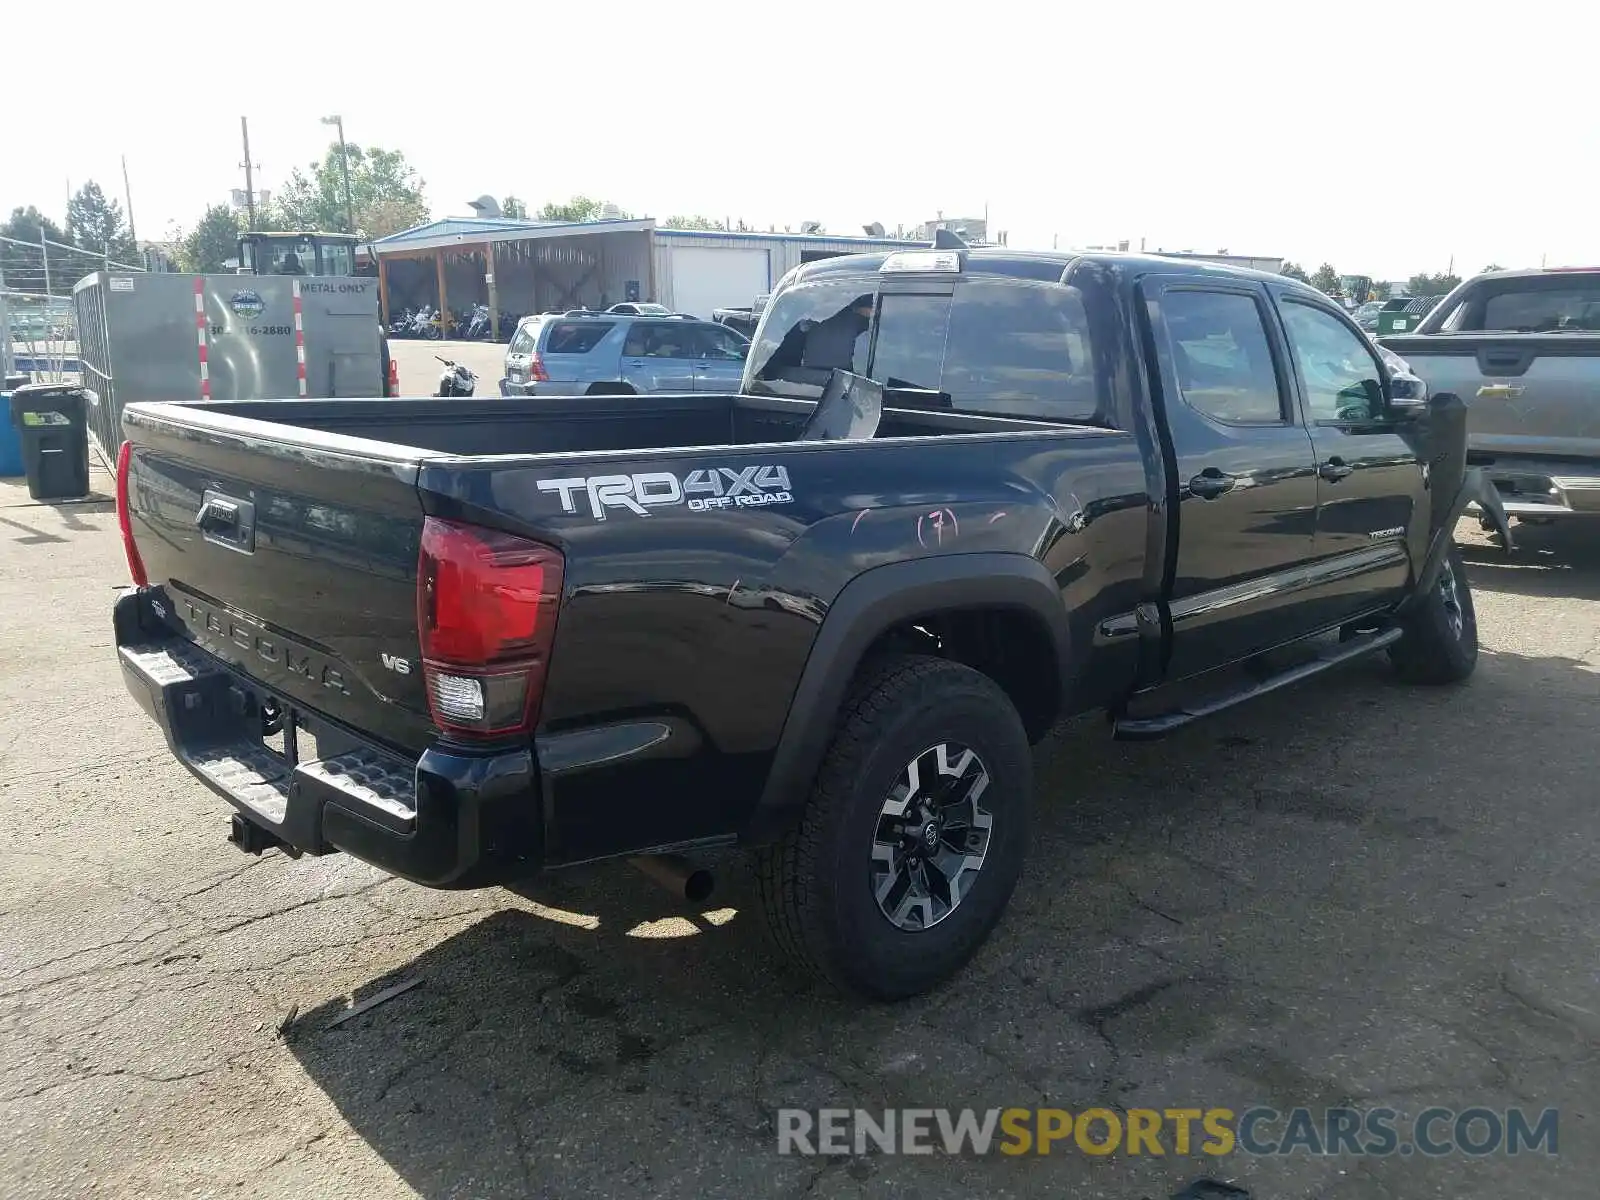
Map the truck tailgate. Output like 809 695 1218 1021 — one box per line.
1382 333 1600 461
122 407 434 754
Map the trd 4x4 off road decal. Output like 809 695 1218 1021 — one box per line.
538 466 793 520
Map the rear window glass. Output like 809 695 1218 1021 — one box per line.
542 322 614 353
508 323 539 354
1479 287 1600 332
939 281 1100 419
869 294 951 394
747 281 872 396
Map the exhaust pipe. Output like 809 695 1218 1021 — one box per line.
628 854 715 904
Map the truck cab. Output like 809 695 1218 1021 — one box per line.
236 232 361 278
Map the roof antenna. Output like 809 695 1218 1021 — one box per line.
932 227 968 250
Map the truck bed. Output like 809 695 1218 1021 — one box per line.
181 392 1075 457
119 391 1142 870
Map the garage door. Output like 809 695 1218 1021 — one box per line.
667 246 771 320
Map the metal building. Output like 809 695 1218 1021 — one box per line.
650 229 921 319
368 218 924 331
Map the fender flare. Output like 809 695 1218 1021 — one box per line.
740 553 1072 845
1402 466 1513 614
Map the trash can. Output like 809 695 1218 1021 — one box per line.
0 376 29 477
9 383 90 501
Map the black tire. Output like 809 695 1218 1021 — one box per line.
1390 542 1478 684
754 655 1032 1000
586 382 636 396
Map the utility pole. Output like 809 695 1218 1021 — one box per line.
121 155 138 250
240 117 258 230
321 115 355 235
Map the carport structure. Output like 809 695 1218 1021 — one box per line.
371 216 656 338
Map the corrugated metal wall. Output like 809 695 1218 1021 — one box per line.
652 232 921 308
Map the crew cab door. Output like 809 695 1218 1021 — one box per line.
1272 295 1424 626
691 322 750 391
1141 278 1323 681
620 322 699 392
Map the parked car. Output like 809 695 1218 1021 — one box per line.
1381 267 1600 524
1352 300 1384 331
111 247 1507 1000
713 294 770 339
500 313 750 396
605 302 674 316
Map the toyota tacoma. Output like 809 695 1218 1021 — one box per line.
112 247 1508 999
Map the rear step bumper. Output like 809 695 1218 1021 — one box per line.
114 589 542 889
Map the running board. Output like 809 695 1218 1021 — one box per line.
1112 626 1403 741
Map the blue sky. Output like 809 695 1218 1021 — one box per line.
2 0 1590 279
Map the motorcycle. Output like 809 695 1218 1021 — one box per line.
435 356 477 397
403 305 438 339
461 303 491 340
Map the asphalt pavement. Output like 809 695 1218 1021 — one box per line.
2 459 1597 1199
390 339 508 397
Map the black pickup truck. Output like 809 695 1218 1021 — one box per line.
112 248 1509 999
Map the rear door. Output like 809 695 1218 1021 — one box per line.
503 319 541 389
620 321 699 392
690 322 750 391
540 320 616 388
1140 277 1324 680
1276 294 1423 626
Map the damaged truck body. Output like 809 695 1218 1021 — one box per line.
111 247 1507 998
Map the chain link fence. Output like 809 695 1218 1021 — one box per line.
1 233 146 384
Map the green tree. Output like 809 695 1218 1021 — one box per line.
1279 261 1310 282
178 204 243 273
501 195 528 219
1407 272 1461 297
1310 263 1340 295
67 181 138 266
1 206 69 294
537 195 630 222
663 214 725 231
1371 280 1392 300
274 142 429 237
2 204 67 247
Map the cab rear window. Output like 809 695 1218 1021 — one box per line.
749 277 1104 422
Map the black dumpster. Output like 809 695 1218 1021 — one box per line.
9 383 90 502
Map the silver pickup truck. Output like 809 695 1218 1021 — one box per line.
1381 268 1600 522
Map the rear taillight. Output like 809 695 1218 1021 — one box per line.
528 352 550 383
387 357 401 396
417 517 563 739
115 441 148 587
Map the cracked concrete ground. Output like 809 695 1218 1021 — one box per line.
2 463 1597 1199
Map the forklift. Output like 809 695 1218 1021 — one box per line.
235 230 366 277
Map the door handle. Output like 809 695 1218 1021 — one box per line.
195 498 239 534
1319 458 1354 482
1188 468 1236 500
195 490 257 552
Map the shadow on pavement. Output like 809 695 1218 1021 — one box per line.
1461 520 1600 600
286 643 1600 1199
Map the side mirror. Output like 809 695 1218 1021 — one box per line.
1385 371 1429 419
